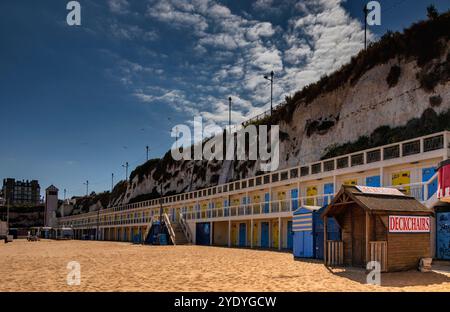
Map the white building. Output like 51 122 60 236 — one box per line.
45 185 59 227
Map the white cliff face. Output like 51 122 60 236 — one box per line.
117 46 449 205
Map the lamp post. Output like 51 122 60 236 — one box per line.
83 180 89 196
122 162 129 180
146 146 149 161
111 173 114 192
264 71 274 115
228 97 232 129
364 4 369 50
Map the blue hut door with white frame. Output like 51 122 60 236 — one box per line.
224 199 229 217
323 183 334 206
291 188 298 211
422 167 437 200
264 193 270 213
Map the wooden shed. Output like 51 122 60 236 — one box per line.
322 185 433 272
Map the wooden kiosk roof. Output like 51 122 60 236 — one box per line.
322 185 433 218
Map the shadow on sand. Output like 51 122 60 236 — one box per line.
328 266 450 288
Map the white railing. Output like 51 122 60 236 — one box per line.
163 213 176 245
59 166 441 228
183 194 334 221
58 131 449 224
387 172 438 202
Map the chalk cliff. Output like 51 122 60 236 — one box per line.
64 12 450 215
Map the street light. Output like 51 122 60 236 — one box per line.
263 71 274 115
122 162 129 180
363 4 369 50
228 97 232 129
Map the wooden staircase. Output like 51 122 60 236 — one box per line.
171 222 189 245
163 213 191 245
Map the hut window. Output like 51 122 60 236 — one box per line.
383 145 400 160
424 134 444 152
324 160 335 172
351 153 364 167
272 173 279 182
290 168 299 178
300 166 309 177
311 163 322 174
367 150 381 163
402 140 420 156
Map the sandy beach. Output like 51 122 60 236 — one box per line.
1 239 449 292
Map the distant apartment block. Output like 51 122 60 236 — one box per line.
2 178 41 206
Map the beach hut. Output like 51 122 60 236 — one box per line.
322 185 433 272
293 206 319 258
293 206 341 259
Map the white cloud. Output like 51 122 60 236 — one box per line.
146 1 208 34
246 22 276 41
110 23 158 41
120 0 369 129
108 0 130 14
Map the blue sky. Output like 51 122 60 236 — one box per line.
1 0 449 198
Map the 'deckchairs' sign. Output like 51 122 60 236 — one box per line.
389 216 431 233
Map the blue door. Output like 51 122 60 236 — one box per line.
224 199 229 217
239 223 247 247
261 222 269 248
287 221 293 250
293 231 314 258
366 176 381 187
422 167 437 200
323 183 334 205
196 222 211 246
437 212 450 260
264 193 270 213
291 189 298 211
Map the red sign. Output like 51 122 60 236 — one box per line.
438 161 450 202
388 216 430 233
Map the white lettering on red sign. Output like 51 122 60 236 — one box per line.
388 216 430 233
